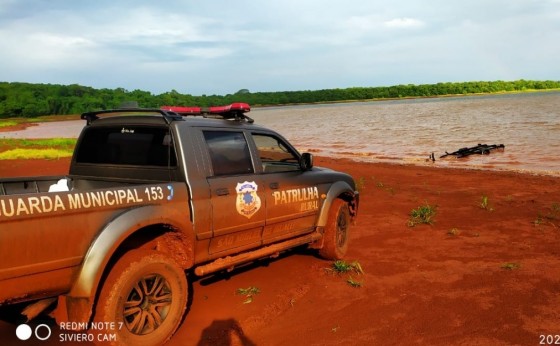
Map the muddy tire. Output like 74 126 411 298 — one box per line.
319 199 350 260
93 250 187 346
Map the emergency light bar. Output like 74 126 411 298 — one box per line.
81 103 253 126
161 102 253 123
161 102 250 115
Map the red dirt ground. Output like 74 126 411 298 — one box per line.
0 157 559 345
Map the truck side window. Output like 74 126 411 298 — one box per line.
252 134 300 173
203 131 254 176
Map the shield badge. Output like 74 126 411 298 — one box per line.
235 181 262 219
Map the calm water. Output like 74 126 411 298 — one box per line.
251 92 560 176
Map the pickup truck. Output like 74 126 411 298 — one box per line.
0 103 359 345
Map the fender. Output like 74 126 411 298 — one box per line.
316 181 358 227
56 204 192 325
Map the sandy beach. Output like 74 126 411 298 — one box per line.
0 156 559 345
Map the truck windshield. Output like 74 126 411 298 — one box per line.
75 126 177 167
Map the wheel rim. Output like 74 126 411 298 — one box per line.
123 274 172 335
335 209 348 247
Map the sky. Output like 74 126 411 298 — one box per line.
0 0 559 96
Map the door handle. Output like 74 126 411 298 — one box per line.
269 182 279 189
215 188 230 196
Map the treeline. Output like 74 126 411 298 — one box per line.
1 79 559 118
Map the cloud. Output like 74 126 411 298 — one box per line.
0 0 558 95
384 17 425 29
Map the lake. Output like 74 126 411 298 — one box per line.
251 91 560 176
1 91 559 176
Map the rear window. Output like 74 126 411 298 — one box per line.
76 126 177 167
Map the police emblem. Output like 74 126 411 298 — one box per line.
235 181 262 219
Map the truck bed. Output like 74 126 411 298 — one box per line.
0 176 186 305
0 176 65 195
0 175 155 196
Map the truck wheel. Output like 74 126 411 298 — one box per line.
319 199 350 260
93 250 187 346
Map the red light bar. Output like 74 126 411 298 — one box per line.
161 102 250 115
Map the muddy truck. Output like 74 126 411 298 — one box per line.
0 103 359 345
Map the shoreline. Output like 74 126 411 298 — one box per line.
313 151 560 178
1 153 559 179
1 155 559 182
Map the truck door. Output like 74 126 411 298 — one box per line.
250 133 321 244
203 130 266 255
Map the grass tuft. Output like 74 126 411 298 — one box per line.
330 260 364 275
501 262 521 270
326 260 365 288
407 203 437 227
480 195 494 211
534 202 560 227
346 276 363 288
236 286 260 304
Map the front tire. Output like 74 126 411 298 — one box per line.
319 199 350 260
93 250 187 346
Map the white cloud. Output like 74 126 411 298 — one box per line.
384 17 425 29
181 47 233 59
0 0 558 95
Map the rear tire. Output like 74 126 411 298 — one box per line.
93 250 187 346
319 199 350 260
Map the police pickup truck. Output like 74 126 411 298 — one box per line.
0 103 359 345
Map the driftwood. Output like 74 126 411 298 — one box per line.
439 143 505 159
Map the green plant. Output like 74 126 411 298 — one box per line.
479 195 493 211
326 260 365 287
534 214 544 226
329 260 364 275
534 202 560 227
407 203 437 227
372 179 396 195
236 286 260 304
346 276 363 288
501 262 521 270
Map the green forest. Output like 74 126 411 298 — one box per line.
1 79 559 119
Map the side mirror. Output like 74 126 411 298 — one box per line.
300 152 313 171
